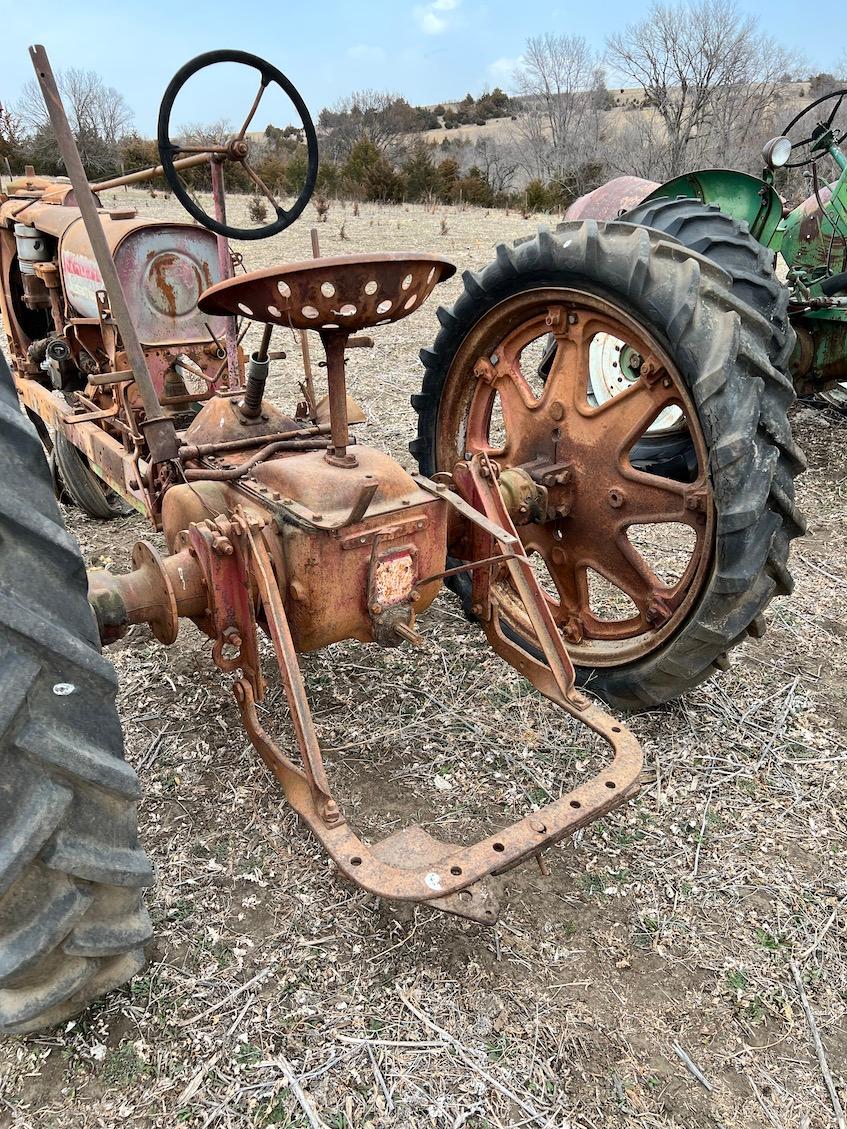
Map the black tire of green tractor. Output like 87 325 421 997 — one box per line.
0 354 152 1036
54 432 132 520
615 197 794 369
411 222 807 709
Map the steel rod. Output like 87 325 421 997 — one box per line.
210 158 241 389
90 152 210 192
29 44 178 462
180 423 331 460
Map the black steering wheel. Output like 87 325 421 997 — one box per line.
780 88 847 169
157 50 318 241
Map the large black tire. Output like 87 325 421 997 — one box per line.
0 356 152 1035
617 197 793 367
411 222 806 709
54 432 132 520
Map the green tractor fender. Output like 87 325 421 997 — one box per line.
566 169 783 249
639 169 783 246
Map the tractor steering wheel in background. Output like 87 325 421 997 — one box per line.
779 88 847 169
157 50 318 241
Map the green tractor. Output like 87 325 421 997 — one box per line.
601 90 847 409
413 92 847 708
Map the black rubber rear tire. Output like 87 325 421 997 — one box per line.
412 222 806 709
0 357 152 1035
54 433 132 520
617 197 793 368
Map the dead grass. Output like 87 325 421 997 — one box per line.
1 193 845 1129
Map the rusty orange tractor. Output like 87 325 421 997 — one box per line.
0 47 803 1033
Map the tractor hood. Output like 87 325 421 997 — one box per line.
6 200 227 346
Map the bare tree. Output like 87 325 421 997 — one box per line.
471 136 519 195
0 103 21 166
606 0 797 178
318 90 408 160
177 119 232 147
511 34 604 193
16 67 133 174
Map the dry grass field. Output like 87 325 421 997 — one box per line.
1 190 846 1128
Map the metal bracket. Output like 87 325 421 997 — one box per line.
413 472 519 545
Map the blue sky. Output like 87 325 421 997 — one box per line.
2 0 839 136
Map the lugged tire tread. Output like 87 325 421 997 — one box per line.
0 883 92 985
0 353 151 1035
411 216 804 708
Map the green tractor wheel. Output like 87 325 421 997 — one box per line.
619 197 794 368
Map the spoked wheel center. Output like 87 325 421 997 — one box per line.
437 288 715 667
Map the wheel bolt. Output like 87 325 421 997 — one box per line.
608 489 624 508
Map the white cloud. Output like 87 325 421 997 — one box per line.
347 44 386 63
488 55 522 87
413 0 459 35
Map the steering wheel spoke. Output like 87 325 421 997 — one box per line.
236 77 270 142
242 161 281 210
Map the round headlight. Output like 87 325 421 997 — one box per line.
762 135 792 169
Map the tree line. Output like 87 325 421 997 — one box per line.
2 1 845 213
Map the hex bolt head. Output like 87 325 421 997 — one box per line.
322 799 342 826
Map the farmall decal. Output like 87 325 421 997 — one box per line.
62 249 104 317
